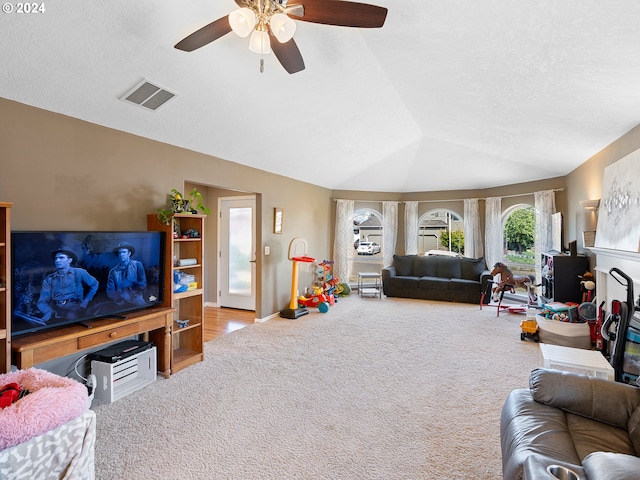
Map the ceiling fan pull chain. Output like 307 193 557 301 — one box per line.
260 57 264 73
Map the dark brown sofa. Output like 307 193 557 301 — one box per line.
501 368 640 480
381 254 491 304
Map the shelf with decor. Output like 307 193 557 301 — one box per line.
540 252 589 304
147 213 206 375
1 202 11 373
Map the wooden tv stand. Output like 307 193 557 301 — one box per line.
11 307 174 378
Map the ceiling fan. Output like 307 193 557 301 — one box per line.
174 0 388 74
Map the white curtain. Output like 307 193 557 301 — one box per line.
463 198 483 259
484 197 502 269
534 190 556 284
333 199 354 285
404 201 419 255
382 201 398 267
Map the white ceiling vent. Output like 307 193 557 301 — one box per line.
121 80 176 111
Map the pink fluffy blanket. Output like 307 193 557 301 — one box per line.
0 368 88 450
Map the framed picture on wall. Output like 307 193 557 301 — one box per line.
594 151 640 252
274 208 283 234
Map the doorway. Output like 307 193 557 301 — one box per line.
218 196 256 311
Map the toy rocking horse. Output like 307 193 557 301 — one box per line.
490 262 538 305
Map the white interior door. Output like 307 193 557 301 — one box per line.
219 196 256 310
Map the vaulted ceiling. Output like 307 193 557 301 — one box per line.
2 1 640 192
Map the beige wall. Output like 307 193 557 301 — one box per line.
566 124 640 248
564 124 640 269
0 98 332 318
2 97 638 318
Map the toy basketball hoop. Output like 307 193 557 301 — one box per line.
280 238 316 319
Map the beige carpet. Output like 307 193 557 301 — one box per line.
92 296 540 479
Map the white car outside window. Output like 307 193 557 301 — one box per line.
357 242 381 255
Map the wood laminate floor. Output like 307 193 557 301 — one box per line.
204 306 255 342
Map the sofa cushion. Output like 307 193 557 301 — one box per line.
582 452 640 480
460 257 486 280
449 278 482 294
565 412 636 460
388 276 420 289
627 405 640 454
392 255 415 276
418 277 449 291
413 256 436 277
434 256 461 278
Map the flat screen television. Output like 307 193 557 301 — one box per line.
11 231 165 336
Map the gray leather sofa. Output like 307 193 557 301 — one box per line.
381 254 491 304
501 368 640 480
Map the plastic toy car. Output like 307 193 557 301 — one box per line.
298 287 331 313
520 318 539 342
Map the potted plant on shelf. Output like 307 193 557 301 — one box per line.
157 188 211 225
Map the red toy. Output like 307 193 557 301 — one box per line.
298 286 331 313
0 383 28 408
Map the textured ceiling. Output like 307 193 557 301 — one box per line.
2 0 640 192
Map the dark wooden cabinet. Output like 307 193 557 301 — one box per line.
541 252 589 304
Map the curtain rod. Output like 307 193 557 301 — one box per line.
333 188 564 204
332 199 401 203
405 188 565 203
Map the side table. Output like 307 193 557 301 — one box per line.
358 272 382 298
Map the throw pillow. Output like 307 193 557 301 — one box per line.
461 257 487 280
434 256 461 278
413 255 437 277
392 255 415 276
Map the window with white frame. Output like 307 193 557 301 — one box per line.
417 209 464 255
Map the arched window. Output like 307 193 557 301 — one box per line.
348 208 384 283
351 208 383 256
501 204 535 279
417 209 464 255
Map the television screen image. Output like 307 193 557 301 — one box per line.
11 231 165 336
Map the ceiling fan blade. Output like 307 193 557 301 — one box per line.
287 0 387 28
270 33 305 74
175 16 232 52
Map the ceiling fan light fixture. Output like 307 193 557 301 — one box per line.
249 28 271 54
229 8 257 37
270 13 296 43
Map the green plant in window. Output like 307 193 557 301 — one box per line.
440 230 465 254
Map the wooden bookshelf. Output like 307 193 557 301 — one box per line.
0 202 11 373
147 213 206 375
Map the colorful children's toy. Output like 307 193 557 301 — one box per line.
280 238 315 319
318 260 341 303
298 286 331 313
520 318 539 342
490 262 538 304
